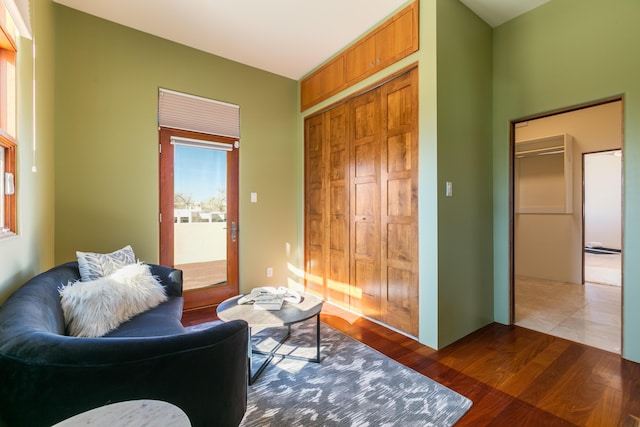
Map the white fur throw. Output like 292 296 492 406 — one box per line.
59 262 168 337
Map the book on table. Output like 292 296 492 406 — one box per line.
253 295 284 311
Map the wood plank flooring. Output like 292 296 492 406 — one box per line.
182 302 640 426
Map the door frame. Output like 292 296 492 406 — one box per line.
159 126 239 309
509 95 623 324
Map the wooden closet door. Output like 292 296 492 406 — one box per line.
380 68 419 336
304 67 419 337
350 89 382 319
304 114 326 297
326 104 351 308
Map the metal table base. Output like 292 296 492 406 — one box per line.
248 313 321 385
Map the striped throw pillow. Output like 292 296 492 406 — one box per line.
76 245 136 282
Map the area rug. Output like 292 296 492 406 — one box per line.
237 319 472 426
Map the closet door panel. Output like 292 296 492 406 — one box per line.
353 181 378 313
387 178 412 217
304 114 326 297
380 68 418 336
355 180 377 217
354 218 377 256
385 265 416 334
327 105 350 307
387 223 415 261
354 100 377 141
350 90 381 319
387 134 412 174
329 150 346 181
354 146 377 179
353 253 378 317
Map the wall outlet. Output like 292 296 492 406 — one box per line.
266 267 273 277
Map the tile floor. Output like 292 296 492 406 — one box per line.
514 252 621 354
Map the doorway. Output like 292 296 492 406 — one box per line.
159 127 239 309
512 98 623 354
583 150 622 287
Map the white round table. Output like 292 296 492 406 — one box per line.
52 400 190 427
217 292 323 384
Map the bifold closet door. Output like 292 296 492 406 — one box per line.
304 114 326 297
304 105 350 307
350 89 382 319
326 104 350 308
380 68 419 336
304 67 419 336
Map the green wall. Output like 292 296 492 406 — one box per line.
0 0 56 303
492 0 640 362
54 5 299 292
435 0 494 347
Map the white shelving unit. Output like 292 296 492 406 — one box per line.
515 133 573 214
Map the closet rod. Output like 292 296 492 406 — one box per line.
515 145 564 158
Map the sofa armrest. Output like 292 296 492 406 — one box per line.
148 263 183 297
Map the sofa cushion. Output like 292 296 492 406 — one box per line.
105 298 186 337
59 262 168 337
77 245 136 282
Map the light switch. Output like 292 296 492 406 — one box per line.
250 192 257 203
445 181 453 197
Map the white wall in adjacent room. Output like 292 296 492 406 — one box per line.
584 151 622 250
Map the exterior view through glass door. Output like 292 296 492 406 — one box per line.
159 127 239 309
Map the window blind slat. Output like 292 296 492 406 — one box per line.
158 88 240 139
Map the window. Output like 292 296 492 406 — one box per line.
0 2 18 237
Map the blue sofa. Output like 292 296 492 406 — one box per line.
0 262 248 427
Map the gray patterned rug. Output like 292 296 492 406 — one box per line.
238 319 472 426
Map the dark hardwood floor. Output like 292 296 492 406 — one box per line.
182 303 640 426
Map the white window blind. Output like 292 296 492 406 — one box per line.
158 88 240 139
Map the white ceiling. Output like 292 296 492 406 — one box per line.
53 0 550 81
458 0 550 27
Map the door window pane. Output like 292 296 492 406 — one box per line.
173 144 227 290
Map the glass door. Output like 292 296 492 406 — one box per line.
160 127 239 309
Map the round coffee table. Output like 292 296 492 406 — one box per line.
217 292 323 384
52 400 190 427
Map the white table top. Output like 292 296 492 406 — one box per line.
217 292 323 327
52 399 190 427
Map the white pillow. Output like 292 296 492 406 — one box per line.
76 245 136 282
59 262 168 337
